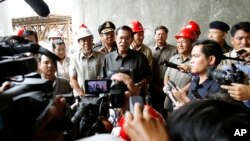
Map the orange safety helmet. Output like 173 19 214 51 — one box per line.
185 20 201 34
14 28 25 37
118 105 166 141
175 28 196 41
129 20 144 33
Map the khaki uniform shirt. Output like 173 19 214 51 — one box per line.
69 49 105 92
165 54 192 89
150 43 177 85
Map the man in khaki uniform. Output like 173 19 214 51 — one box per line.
93 21 117 54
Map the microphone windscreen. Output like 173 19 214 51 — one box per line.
24 0 50 17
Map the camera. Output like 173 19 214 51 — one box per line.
84 79 127 108
84 69 132 108
70 69 132 138
207 64 245 85
0 36 66 140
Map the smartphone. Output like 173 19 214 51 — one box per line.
236 49 247 55
129 96 144 114
84 80 112 94
167 80 180 91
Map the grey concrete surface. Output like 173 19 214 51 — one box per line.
1 0 250 46
81 0 250 45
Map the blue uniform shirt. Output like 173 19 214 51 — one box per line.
188 76 221 100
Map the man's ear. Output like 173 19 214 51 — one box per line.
208 56 216 66
231 37 234 45
38 62 41 72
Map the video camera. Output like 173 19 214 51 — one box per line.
70 69 132 138
0 36 67 140
207 64 245 85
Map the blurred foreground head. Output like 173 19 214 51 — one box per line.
167 100 250 141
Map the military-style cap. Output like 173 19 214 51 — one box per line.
209 21 230 32
98 21 116 34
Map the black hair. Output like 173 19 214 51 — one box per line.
193 39 223 67
115 25 134 37
206 90 244 105
52 39 65 49
22 30 38 42
38 54 58 71
230 22 250 37
154 26 169 34
167 100 250 141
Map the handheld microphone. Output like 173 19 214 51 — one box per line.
163 85 178 107
159 60 179 69
24 0 50 17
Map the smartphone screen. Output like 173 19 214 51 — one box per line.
236 49 247 55
129 96 144 114
84 80 111 94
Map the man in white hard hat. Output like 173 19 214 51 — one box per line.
69 26 105 97
39 29 63 51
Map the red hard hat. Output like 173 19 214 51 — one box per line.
118 105 165 141
129 20 144 33
175 28 196 41
15 28 25 36
79 24 88 28
185 21 200 33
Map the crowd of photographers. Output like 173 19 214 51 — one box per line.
1 20 250 141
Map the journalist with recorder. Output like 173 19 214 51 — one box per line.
172 39 223 105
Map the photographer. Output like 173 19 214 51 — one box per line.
219 22 250 79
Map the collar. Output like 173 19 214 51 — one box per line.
80 49 95 59
114 49 133 60
130 42 143 51
154 43 167 50
101 42 117 52
176 54 192 62
193 76 214 91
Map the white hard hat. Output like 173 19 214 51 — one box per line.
48 29 63 39
76 27 93 40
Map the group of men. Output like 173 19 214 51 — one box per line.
13 20 250 115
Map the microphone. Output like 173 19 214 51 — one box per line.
24 0 50 17
159 60 179 69
163 85 178 111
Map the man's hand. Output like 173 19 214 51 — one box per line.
178 64 191 73
124 103 169 141
0 81 11 92
31 96 66 141
111 73 140 96
221 83 250 101
111 73 140 113
172 89 190 107
238 47 250 65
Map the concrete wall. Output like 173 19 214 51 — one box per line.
1 0 250 45
81 0 250 45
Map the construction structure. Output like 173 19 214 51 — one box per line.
12 15 72 47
